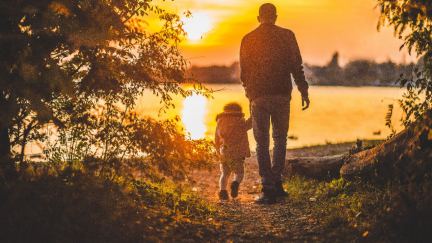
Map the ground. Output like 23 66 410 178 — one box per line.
189 142 372 242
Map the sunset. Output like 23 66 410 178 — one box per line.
181 12 213 42
174 0 415 66
1 0 431 242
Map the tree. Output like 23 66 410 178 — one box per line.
378 0 432 125
0 0 191 177
327 52 340 70
308 52 344 85
343 59 378 85
188 63 240 84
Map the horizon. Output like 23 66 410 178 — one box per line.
163 0 418 66
187 53 418 68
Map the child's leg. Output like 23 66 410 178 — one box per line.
219 163 231 191
233 160 245 184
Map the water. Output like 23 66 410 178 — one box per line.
136 84 405 149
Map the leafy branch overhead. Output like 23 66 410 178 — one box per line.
385 104 396 138
378 0 432 126
0 0 210 175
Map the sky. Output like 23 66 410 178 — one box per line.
159 0 416 66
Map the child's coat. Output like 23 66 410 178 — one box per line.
215 111 252 160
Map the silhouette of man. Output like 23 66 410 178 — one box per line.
240 3 310 204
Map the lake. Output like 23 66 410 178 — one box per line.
136 84 405 149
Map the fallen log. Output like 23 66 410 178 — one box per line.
285 154 346 179
340 111 432 180
284 112 431 180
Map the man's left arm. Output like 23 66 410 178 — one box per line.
288 32 310 109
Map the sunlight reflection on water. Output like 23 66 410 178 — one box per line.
181 94 208 139
136 84 405 149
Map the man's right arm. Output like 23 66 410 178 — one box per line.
240 37 252 99
240 37 250 86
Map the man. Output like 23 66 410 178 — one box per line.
240 3 310 204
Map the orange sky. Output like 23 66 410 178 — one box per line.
161 0 416 66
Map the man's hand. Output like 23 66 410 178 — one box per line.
302 96 310 110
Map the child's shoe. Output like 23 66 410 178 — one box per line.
219 190 229 201
230 181 240 198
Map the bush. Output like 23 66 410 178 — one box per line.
0 160 218 242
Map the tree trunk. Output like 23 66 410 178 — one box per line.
0 124 15 178
285 154 346 179
340 111 432 180
0 125 10 158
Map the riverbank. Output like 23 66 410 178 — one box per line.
190 140 383 201
2 140 428 242
189 139 427 242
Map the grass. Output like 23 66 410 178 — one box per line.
284 175 432 242
0 161 220 242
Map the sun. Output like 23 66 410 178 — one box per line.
181 12 213 42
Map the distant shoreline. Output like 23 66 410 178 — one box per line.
187 54 418 87
192 82 401 88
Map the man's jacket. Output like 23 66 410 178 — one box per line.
240 23 309 100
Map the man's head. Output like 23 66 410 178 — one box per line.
258 3 277 24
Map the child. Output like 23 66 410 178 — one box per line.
215 102 252 200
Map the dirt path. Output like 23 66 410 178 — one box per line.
190 142 367 241
191 156 321 241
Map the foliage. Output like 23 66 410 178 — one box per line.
0 1 218 239
43 95 215 180
385 104 397 137
378 0 432 126
0 159 218 242
0 0 199 175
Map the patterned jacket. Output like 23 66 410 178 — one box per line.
240 23 309 100
215 111 252 160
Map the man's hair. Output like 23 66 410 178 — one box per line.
223 102 242 112
259 3 277 18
